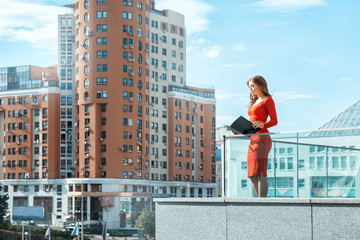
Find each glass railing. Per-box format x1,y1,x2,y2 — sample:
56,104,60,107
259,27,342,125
224,128,360,198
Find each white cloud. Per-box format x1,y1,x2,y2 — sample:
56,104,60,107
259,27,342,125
260,20,290,27
191,38,205,44
340,77,352,81
201,45,222,59
233,43,246,52
274,91,317,102
251,0,327,12
0,0,66,51
219,63,258,70
156,0,214,35
305,57,328,66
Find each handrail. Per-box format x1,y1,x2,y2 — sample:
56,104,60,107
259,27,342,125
223,128,360,199
225,126,360,138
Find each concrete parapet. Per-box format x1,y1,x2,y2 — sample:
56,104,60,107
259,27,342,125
155,198,360,240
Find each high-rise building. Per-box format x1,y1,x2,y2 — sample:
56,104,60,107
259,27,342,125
0,0,218,229
74,0,217,183
58,11,76,179
0,65,60,180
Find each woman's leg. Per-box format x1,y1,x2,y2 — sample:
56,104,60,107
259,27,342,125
258,176,268,197
250,176,259,197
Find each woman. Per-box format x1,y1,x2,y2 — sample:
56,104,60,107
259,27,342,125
247,75,277,197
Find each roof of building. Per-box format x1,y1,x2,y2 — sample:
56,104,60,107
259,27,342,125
309,98,360,136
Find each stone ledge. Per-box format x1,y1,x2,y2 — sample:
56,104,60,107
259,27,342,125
155,197,360,205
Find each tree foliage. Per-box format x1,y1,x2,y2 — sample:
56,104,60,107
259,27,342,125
0,194,9,227
135,209,155,236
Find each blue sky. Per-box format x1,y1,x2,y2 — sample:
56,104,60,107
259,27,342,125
1,0,359,132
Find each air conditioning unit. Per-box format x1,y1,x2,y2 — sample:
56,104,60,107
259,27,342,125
88,30,92,36
128,97,133,102
33,140,39,144
16,142,20,145
99,138,104,142
80,173,84,176
129,71,134,76
43,167,48,172
128,32,134,36
5,129,9,132
85,153,90,157
14,162,18,166
31,166,35,170
80,166,84,170
35,128,40,132
129,44,133,49
99,165,102,168
80,56,84,60
123,44,127,48
119,147,124,151
83,141,87,145
85,127,90,132
31,102,39,106
3,162,7,166
74,161,77,164
74,122,78,127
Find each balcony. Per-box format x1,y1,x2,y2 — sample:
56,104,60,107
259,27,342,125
224,128,360,198
155,128,360,240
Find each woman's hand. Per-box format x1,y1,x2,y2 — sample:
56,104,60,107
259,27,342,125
252,121,264,129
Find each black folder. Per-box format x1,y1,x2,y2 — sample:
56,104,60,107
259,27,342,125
226,116,259,134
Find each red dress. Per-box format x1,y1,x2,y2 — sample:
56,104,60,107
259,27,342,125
247,97,278,177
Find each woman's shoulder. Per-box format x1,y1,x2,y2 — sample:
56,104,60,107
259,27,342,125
264,96,275,104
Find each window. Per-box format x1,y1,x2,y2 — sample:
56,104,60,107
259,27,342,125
241,180,247,188
317,156,324,169
310,157,315,169
332,156,339,169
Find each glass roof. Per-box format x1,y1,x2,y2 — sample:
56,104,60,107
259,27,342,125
309,98,360,136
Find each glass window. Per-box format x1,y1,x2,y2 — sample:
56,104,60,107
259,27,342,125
84,0,89,9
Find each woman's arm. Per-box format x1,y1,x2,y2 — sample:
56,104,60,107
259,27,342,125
263,97,278,128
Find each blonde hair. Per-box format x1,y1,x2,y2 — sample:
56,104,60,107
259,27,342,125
247,75,271,106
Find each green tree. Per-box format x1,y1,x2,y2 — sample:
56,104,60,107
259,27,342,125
0,194,9,228
135,209,155,236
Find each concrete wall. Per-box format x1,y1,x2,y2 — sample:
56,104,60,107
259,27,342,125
155,198,360,240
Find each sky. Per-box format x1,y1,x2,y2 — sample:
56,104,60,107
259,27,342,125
1,0,360,133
